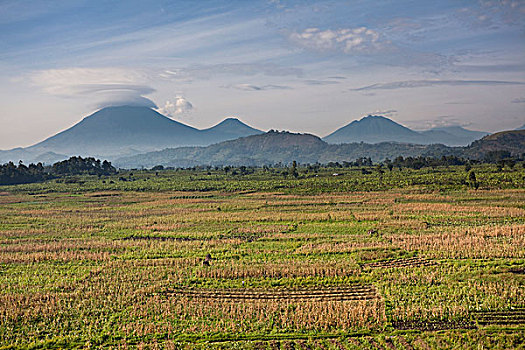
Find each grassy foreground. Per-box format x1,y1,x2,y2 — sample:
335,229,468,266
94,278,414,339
0,165,524,349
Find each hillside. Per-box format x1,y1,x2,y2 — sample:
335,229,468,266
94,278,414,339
114,131,463,168
465,130,525,157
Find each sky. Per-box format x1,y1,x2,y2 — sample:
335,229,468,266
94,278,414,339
1,0,524,149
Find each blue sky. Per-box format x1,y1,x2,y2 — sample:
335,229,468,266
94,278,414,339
1,0,524,148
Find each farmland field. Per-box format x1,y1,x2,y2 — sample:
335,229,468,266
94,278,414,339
0,165,524,349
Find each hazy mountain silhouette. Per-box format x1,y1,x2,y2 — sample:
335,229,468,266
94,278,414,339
516,123,525,130
114,131,463,168
0,109,505,166
425,125,488,139
26,106,202,156
115,128,525,169
324,115,487,146
0,106,262,163
201,117,264,144
324,115,421,144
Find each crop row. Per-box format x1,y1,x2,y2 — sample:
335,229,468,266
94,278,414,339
164,285,377,301
472,308,525,325
362,257,437,269
392,319,477,331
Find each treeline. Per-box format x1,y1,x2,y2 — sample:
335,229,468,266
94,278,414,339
322,155,468,170
0,162,50,185
0,156,116,185
320,152,523,171
148,152,524,174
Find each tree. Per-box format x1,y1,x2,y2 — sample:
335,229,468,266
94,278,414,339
468,170,478,189
291,160,298,178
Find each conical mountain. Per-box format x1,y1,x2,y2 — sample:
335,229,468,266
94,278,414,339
201,117,263,144
2,106,264,162
26,106,203,157
324,115,487,145
324,115,423,144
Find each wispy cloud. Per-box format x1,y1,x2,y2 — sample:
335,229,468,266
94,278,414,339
512,97,525,103
288,27,390,54
161,63,302,81
352,79,525,91
304,79,340,85
453,63,525,73
455,0,525,29
29,67,156,107
227,84,292,91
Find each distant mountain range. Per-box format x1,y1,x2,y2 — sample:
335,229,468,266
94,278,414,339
0,106,263,164
0,105,518,166
114,129,524,168
323,115,488,146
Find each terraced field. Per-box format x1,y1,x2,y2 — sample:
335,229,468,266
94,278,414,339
0,166,523,348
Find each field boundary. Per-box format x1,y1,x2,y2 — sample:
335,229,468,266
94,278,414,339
159,285,378,301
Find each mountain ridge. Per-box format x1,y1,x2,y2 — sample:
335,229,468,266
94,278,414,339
324,115,487,146
0,106,263,163
114,129,525,168
0,107,495,165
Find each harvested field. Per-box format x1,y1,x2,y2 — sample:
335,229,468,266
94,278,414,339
0,165,524,348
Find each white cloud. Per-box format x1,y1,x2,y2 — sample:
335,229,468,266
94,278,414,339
29,67,156,108
158,96,193,117
288,27,390,54
31,68,149,95
367,109,398,118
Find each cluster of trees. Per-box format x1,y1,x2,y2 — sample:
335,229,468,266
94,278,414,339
0,162,49,185
52,157,116,176
0,156,116,185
